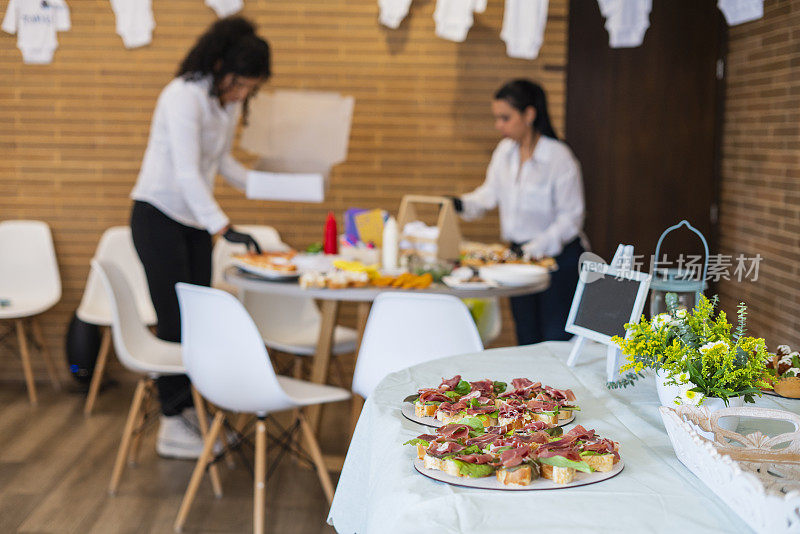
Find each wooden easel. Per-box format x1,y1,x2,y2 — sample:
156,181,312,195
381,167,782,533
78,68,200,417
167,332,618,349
566,244,635,381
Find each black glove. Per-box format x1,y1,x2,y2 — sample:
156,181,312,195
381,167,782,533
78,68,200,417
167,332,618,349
449,196,463,213
223,227,262,254
509,242,524,258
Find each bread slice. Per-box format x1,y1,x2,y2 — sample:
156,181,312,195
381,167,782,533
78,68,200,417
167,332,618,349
496,466,533,486
414,401,437,418
583,453,614,472
423,454,445,472
540,463,575,484
558,409,572,420
442,459,462,477
532,412,558,425
415,444,427,460
435,411,461,424
497,416,523,430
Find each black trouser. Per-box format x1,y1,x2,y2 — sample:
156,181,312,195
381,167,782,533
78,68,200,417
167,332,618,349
130,201,212,416
509,237,584,346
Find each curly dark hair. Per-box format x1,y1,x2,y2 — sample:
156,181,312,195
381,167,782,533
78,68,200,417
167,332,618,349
177,16,271,121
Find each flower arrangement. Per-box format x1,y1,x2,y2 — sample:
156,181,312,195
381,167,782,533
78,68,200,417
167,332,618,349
608,293,773,406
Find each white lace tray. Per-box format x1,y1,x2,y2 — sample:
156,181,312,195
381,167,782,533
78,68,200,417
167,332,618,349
659,405,800,534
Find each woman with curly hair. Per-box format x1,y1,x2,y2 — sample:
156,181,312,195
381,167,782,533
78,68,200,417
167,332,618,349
129,16,269,459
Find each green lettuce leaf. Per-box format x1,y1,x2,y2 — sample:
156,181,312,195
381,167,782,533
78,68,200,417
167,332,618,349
544,427,563,437
403,438,430,447
454,380,471,396
453,459,495,478
493,381,507,394
456,416,485,431
443,391,460,399
538,455,593,473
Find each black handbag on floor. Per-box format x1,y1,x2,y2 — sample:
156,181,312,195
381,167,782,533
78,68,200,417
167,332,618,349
65,312,100,385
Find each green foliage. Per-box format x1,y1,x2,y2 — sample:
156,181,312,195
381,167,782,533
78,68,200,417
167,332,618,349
607,294,774,406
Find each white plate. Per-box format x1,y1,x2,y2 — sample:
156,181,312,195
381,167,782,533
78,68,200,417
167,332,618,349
401,402,575,428
232,258,300,280
441,275,496,290
478,264,549,287
413,457,624,491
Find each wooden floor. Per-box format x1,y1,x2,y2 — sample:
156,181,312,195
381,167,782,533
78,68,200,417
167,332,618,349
0,381,346,534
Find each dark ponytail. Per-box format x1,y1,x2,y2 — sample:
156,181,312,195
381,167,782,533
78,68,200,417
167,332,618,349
494,79,558,139
177,16,271,121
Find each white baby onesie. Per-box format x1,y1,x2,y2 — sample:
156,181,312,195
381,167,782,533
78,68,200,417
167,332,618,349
433,0,486,43
501,0,549,60
718,0,763,25
2,0,71,64
205,0,243,18
378,0,413,29
597,0,651,48
109,0,154,48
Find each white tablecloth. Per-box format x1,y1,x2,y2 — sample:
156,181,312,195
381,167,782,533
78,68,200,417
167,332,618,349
328,340,800,534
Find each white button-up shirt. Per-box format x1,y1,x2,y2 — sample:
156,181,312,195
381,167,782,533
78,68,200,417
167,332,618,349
461,135,585,258
131,76,249,234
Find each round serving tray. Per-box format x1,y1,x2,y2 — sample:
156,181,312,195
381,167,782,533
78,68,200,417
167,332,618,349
413,458,623,491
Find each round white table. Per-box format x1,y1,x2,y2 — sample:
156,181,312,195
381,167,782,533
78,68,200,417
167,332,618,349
224,267,550,432
328,340,797,533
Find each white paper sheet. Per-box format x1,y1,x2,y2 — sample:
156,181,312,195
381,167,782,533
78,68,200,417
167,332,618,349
245,170,324,203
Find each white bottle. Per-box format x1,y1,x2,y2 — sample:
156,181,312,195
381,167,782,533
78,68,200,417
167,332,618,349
382,216,399,271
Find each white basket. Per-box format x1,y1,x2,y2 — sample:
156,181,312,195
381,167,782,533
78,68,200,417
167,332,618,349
659,405,800,533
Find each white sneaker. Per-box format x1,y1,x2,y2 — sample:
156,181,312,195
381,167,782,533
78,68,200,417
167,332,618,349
156,415,206,459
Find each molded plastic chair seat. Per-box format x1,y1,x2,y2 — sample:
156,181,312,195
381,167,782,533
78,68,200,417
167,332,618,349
173,283,350,533
79,227,157,415
212,225,358,359
92,260,222,497
347,292,484,434
351,292,484,400
77,227,156,327
0,220,63,404
0,297,57,320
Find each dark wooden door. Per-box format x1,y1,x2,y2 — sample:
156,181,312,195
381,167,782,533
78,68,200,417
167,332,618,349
566,0,726,268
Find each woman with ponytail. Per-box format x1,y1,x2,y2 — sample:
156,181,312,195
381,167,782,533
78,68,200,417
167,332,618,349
453,79,587,346
129,16,270,459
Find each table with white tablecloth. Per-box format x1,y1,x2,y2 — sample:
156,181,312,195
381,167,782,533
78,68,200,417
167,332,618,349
328,340,800,534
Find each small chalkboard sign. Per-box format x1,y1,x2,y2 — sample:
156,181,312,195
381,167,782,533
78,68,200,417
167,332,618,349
565,261,651,380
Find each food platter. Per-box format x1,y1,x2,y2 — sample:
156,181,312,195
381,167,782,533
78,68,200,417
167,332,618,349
413,458,623,491
400,402,576,428
232,258,300,280
441,275,497,290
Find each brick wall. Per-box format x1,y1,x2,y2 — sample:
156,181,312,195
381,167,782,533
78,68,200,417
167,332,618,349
718,0,800,350
0,0,568,383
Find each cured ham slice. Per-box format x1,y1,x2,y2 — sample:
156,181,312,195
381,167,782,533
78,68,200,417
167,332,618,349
440,375,461,390
454,453,495,464
500,445,531,467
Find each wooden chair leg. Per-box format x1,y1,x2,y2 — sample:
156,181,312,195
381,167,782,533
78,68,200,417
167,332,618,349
15,320,37,406
293,356,304,379
254,418,267,534
191,387,224,497
349,394,364,442
174,411,225,533
109,378,148,495
128,381,153,466
84,327,111,416
298,411,334,504
31,317,61,391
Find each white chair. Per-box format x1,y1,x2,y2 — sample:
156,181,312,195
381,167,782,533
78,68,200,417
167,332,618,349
212,225,358,377
349,292,483,431
173,283,350,534
78,226,157,415
91,260,222,497
0,220,62,405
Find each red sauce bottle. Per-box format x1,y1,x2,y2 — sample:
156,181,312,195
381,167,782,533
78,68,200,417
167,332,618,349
323,211,338,254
